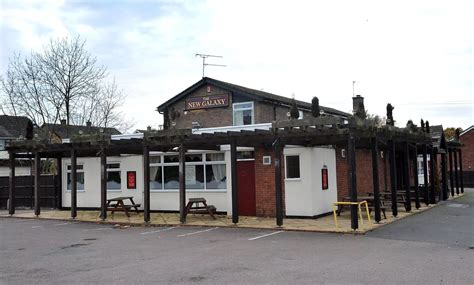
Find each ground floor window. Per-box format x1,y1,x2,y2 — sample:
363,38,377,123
150,152,226,190
107,163,121,190
285,155,300,179
67,164,85,191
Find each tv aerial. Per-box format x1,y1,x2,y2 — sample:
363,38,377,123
195,53,226,77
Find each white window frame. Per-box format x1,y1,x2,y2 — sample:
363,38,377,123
149,152,227,192
66,164,85,192
233,101,254,126
106,162,122,192
285,155,301,180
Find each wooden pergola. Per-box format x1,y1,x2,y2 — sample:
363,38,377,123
6,116,462,230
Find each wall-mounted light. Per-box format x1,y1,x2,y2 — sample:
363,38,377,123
341,149,346,158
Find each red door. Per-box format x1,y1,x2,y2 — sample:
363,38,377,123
237,161,256,216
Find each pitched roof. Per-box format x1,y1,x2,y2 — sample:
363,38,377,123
40,123,121,139
157,77,350,117
460,125,473,137
0,115,32,139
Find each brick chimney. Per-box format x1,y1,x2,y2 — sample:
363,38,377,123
352,95,365,115
86,121,92,127
60,119,66,125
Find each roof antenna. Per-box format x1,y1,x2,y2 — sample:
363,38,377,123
195,53,226,77
352,80,356,97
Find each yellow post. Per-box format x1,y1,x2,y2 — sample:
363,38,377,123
332,205,339,230
364,201,372,225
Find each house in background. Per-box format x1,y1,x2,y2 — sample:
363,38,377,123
0,115,33,176
459,125,473,187
39,120,121,143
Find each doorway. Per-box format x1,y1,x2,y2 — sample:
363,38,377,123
237,160,256,216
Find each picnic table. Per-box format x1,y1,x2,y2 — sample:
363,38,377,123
338,196,387,219
106,196,141,217
184,198,216,220
380,191,409,211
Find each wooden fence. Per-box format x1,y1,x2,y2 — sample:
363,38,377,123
0,175,60,209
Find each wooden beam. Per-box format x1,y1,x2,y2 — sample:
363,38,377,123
449,149,455,196
441,152,448,200
371,137,381,222
412,146,421,209
34,152,40,216
143,144,150,223
179,143,186,224
70,148,77,219
454,148,459,195
422,144,430,205
458,149,464,193
100,147,107,221
56,157,62,209
8,151,15,215
429,147,437,204
274,141,284,227
389,140,398,217
230,140,239,224
404,142,412,212
348,133,358,229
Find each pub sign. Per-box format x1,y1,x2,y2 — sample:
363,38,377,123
127,171,137,189
185,93,229,110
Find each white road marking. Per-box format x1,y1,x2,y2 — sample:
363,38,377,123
140,227,177,235
447,203,469,208
54,222,79,226
177,227,218,237
90,227,113,231
248,231,284,241
31,225,43,229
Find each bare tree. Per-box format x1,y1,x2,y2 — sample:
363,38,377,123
0,36,132,138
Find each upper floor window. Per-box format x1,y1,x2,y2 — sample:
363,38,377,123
233,102,254,126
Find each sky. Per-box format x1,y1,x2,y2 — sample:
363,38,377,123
0,0,473,131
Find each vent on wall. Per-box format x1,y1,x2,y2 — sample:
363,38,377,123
263,156,271,165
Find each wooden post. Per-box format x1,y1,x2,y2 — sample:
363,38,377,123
70,148,77,219
34,152,41,216
404,142,411,212
100,147,107,221
143,144,150,223
230,140,239,224
448,149,454,196
422,144,430,205
429,147,437,204
179,144,186,224
56,157,62,209
389,140,398,217
453,148,459,195
274,141,284,227
371,137,381,223
8,151,16,215
458,149,464,194
348,134,358,229
441,152,448,200
412,146,421,209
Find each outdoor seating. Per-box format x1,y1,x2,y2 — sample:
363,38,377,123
184,197,216,219
106,196,141,217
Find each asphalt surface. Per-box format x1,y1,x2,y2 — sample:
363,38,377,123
0,190,473,284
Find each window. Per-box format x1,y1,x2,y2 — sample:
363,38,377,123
67,164,85,191
298,110,304,119
107,163,121,190
233,102,254,126
285,155,300,179
0,140,5,151
150,152,226,190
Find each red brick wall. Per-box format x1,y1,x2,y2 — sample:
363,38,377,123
335,147,388,200
460,129,474,171
254,146,285,217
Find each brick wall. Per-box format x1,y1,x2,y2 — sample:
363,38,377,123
335,147,388,200
460,130,474,171
254,146,285,217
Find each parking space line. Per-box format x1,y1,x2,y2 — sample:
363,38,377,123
177,227,218,237
31,225,43,229
140,226,177,235
248,231,284,241
88,227,113,231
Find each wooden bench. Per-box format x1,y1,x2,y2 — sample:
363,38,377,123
106,197,140,217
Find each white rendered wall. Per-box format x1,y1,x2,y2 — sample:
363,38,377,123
284,146,337,216
0,166,31,177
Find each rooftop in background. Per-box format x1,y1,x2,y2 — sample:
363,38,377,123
0,115,32,139
460,125,473,137
157,77,350,118
40,120,121,140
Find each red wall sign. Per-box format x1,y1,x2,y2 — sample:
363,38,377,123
321,168,329,190
185,93,229,110
127,171,136,189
